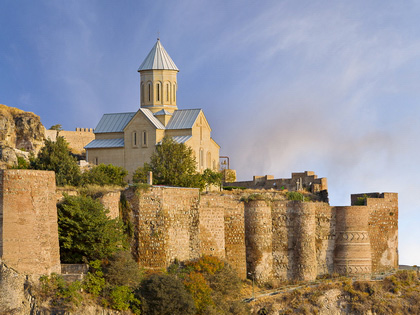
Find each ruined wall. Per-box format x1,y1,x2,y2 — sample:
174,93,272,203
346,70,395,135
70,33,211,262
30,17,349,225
98,191,121,219
226,171,327,193
0,170,60,276
59,129,95,154
124,186,201,269
351,193,398,273
199,194,246,279
314,203,336,276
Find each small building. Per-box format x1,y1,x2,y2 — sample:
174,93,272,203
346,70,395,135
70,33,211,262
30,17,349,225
85,39,220,179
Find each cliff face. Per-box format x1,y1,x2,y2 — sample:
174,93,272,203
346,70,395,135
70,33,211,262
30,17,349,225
0,104,45,168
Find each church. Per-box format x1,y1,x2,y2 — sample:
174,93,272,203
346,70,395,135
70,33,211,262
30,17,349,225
85,39,220,179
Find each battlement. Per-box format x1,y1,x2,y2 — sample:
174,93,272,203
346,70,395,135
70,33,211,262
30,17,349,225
226,171,328,193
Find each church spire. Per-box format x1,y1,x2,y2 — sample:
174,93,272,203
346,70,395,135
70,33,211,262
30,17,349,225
138,39,179,71
138,39,179,113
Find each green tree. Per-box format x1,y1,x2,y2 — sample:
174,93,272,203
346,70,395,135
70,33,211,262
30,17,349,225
82,163,128,187
31,136,81,186
49,124,63,131
133,136,221,189
138,274,196,315
57,195,126,263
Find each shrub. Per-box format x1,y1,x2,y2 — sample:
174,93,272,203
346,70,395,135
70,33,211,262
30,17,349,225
138,273,196,315
103,251,142,288
83,260,106,297
31,136,81,186
106,285,137,311
38,273,82,310
82,164,128,187
58,195,127,263
286,191,309,201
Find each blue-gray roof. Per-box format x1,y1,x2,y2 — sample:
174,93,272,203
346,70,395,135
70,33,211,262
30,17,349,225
85,138,124,149
139,108,165,129
166,109,201,129
138,39,179,71
158,135,191,145
154,109,173,116
94,112,136,133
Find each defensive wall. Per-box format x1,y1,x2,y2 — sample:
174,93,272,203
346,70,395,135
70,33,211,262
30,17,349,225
0,170,60,276
123,186,398,283
45,128,95,155
226,171,328,193
0,170,398,285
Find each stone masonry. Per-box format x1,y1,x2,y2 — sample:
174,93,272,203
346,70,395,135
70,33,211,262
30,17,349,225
0,170,60,276
124,187,398,284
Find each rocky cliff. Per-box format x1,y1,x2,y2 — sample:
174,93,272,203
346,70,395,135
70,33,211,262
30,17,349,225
0,104,46,168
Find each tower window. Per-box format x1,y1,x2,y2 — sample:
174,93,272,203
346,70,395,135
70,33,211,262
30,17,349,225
148,82,152,102
166,83,169,102
141,83,144,104
156,83,160,101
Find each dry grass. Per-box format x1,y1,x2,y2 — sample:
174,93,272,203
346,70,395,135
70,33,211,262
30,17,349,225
247,271,420,315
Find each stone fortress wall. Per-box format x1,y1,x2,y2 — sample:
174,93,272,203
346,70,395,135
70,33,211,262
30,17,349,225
0,170,398,285
226,171,328,193
124,184,398,283
45,128,95,155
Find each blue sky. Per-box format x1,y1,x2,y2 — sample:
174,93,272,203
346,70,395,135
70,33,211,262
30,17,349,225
1,0,419,264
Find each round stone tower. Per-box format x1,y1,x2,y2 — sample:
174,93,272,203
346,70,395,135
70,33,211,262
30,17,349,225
334,206,372,276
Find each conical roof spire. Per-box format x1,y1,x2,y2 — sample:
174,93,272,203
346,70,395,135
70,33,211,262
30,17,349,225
138,39,179,71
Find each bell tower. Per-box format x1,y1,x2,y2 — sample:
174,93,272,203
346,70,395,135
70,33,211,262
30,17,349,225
138,39,179,114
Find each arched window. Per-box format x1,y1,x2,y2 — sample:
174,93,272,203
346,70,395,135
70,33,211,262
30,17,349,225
213,160,216,170
141,83,144,104
148,82,152,102
156,82,161,102
173,83,177,102
132,131,138,147
207,152,211,169
199,148,204,168
166,83,170,102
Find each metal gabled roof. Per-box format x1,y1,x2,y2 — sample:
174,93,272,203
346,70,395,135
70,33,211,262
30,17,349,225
166,109,201,130
94,112,136,133
154,109,173,116
139,108,165,129
158,135,191,145
138,39,179,71
85,138,124,149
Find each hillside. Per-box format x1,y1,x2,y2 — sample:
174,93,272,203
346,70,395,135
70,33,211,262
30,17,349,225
0,104,45,168
246,270,420,314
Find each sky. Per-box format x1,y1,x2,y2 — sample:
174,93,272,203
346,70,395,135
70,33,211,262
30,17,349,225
1,0,419,264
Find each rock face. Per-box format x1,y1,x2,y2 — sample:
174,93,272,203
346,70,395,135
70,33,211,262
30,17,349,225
0,104,45,168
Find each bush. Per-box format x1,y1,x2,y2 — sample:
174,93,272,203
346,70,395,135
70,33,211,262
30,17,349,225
38,273,82,310
138,273,196,315
82,164,128,187
286,191,309,201
58,195,127,263
31,137,81,186
103,251,142,288
83,260,106,297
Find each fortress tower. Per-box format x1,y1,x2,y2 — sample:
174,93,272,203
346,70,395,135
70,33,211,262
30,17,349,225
138,39,179,116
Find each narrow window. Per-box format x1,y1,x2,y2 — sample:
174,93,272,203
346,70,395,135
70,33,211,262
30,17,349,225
142,130,148,147
148,83,152,102
133,131,138,147
141,83,144,104
199,148,204,168
207,152,211,169
156,83,160,101
173,83,176,102
95,157,98,165
166,83,169,102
